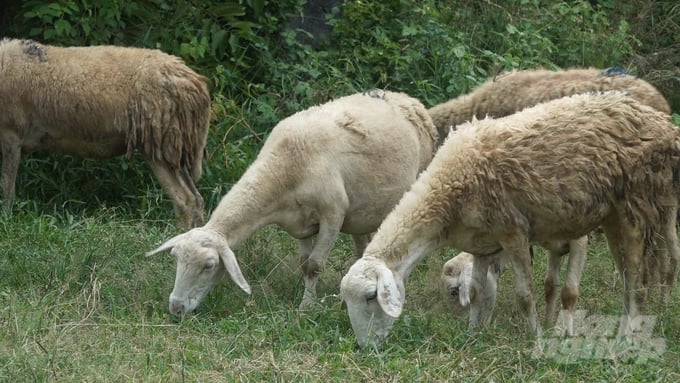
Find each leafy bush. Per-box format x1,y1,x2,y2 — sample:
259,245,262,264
1,0,668,219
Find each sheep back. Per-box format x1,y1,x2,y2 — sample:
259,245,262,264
260,90,438,176
0,38,210,181
403,92,678,254
428,67,671,142
372,90,439,172
226,90,438,235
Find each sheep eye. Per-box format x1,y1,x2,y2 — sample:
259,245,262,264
365,290,377,301
204,261,216,271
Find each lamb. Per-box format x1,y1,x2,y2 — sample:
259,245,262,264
0,38,210,228
146,90,438,315
441,237,588,336
340,91,680,348
428,67,671,145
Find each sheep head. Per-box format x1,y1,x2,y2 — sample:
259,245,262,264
146,227,251,316
340,257,404,348
440,252,475,316
441,252,502,318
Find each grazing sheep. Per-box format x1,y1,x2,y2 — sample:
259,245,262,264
146,90,438,315
440,251,502,317
442,202,680,336
428,67,671,145
441,237,588,336
340,91,679,348
431,67,675,333
0,38,210,228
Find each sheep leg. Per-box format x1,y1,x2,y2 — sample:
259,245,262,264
298,215,344,311
351,234,371,257
0,137,21,201
601,219,646,337
482,258,501,320
543,248,565,330
658,203,679,304
180,166,206,225
147,161,205,228
559,236,588,336
468,255,497,332
298,237,316,309
644,237,661,297
507,238,540,337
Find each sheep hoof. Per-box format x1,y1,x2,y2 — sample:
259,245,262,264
298,298,316,313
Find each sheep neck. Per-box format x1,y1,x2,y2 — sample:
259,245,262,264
204,161,287,248
448,95,477,127
397,236,439,280
367,194,444,280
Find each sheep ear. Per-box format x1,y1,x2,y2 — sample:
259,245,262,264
376,266,403,318
145,233,187,256
218,246,252,295
459,262,473,307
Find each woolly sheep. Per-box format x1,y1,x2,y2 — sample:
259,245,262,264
428,67,671,145
340,92,680,348
0,38,210,228
441,237,588,336
433,67,675,333
443,198,680,336
146,90,438,315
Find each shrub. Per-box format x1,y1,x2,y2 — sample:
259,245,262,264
1,0,654,218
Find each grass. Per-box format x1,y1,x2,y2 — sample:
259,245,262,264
1,204,679,382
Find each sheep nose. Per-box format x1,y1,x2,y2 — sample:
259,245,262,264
170,301,185,316
449,286,459,296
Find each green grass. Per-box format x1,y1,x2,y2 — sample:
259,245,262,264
1,206,679,382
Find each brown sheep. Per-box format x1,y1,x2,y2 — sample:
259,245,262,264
428,67,671,145
441,237,588,336
0,38,211,228
431,67,675,329
341,91,679,348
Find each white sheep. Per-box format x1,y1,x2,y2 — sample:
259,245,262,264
428,67,671,146
440,251,501,317
146,90,438,315
0,38,211,228
340,91,680,348
441,237,588,336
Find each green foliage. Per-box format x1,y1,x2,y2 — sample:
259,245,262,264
317,0,638,105
543,1,637,67
17,0,140,45
450,0,637,70
326,0,485,105
0,0,675,217
1,2,679,380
